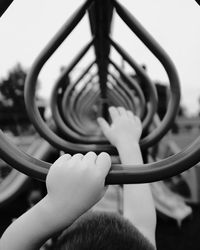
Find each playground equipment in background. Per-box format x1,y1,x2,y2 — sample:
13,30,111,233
0,0,200,192
0,135,57,208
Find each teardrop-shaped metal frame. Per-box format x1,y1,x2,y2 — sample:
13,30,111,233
0,0,200,184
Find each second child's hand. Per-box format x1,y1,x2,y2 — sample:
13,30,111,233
97,106,156,248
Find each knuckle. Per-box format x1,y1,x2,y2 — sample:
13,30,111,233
87,151,96,156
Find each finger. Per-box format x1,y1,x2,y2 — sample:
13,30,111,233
127,110,135,120
82,151,97,165
70,153,84,164
96,152,111,178
97,117,110,135
53,154,72,165
109,106,120,122
50,154,72,169
118,106,127,117
135,116,142,126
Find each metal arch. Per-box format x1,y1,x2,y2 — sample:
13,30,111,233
109,38,158,132
108,72,137,114
107,80,133,110
23,0,116,153
112,0,181,148
1,0,200,185
109,59,146,120
72,77,100,135
0,0,13,17
52,61,100,141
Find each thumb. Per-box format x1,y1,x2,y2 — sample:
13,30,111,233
97,117,110,136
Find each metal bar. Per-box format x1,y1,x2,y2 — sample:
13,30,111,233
108,80,130,109
110,59,146,119
109,37,158,130
88,0,114,119
55,39,94,87
108,72,136,112
112,0,181,148
61,61,95,120
50,61,107,144
0,0,14,17
24,0,115,152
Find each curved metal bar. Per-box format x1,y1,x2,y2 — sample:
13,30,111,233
75,85,101,129
54,62,107,143
68,90,92,135
108,72,137,114
50,40,94,137
78,89,100,124
1,0,199,186
52,78,95,138
71,77,99,134
109,79,134,110
51,79,107,144
53,62,96,138
195,0,200,6
69,81,101,136
107,89,127,109
109,70,154,133
24,0,113,152
109,59,146,119
112,0,181,149
0,0,14,17
68,85,100,136
108,80,131,109
109,37,158,131
53,38,94,92
78,89,103,134
65,91,88,135
2,127,200,184
108,74,155,137
61,62,94,127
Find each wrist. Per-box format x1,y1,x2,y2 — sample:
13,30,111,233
116,141,143,165
37,196,76,233
0,195,77,249
116,139,140,150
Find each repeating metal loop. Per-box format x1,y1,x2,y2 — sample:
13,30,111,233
1,0,199,186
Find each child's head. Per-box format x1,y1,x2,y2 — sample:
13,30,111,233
55,211,155,250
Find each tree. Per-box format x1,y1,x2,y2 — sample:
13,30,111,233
0,64,34,134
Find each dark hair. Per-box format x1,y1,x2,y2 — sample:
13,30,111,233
55,211,155,250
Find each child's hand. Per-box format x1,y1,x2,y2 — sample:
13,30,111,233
0,152,111,250
97,106,142,148
45,152,111,225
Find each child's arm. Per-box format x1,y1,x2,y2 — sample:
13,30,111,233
98,106,156,247
0,152,111,250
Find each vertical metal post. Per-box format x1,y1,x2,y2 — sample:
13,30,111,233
88,0,113,119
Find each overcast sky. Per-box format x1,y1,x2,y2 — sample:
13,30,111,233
0,0,200,115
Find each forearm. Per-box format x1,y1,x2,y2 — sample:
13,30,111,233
0,196,74,250
117,142,156,245
117,141,143,165
97,107,156,245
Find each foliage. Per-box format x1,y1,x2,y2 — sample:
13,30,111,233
0,64,34,134
0,63,27,109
